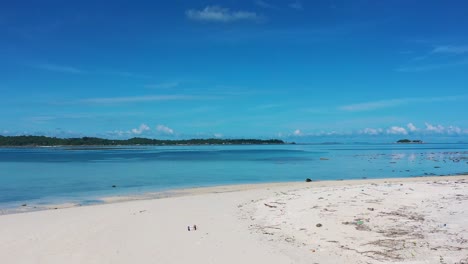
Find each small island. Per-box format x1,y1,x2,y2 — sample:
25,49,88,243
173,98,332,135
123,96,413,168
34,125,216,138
396,139,423,144
0,135,285,147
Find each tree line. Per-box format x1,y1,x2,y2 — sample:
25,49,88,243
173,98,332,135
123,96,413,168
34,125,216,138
0,135,285,146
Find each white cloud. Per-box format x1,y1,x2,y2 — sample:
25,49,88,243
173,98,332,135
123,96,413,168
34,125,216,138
361,128,383,135
289,1,303,10
339,95,463,112
361,123,467,136
131,124,150,135
213,133,223,138
186,6,259,22
424,122,445,133
107,130,128,137
156,124,174,135
446,126,462,135
386,126,408,135
407,123,417,132
432,45,468,54
423,122,467,135
293,129,302,136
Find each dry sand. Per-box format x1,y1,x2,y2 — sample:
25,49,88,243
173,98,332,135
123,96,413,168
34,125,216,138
1,176,467,264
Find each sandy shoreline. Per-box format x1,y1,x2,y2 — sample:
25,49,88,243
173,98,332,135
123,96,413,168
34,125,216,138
4,174,467,215
1,175,467,263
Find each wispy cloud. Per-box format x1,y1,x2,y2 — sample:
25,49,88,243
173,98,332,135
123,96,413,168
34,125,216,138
28,63,150,78
144,82,180,89
254,0,277,9
252,103,283,110
32,63,84,74
186,6,260,22
102,70,151,79
339,95,464,112
396,60,468,72
397,44,468,72
79,95,215,104
29,116,58,123
289,1,303,10
27,112,144,123
431,45,468,55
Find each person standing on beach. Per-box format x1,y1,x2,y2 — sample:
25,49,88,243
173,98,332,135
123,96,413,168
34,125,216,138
187,226,191,231
193,225,197,231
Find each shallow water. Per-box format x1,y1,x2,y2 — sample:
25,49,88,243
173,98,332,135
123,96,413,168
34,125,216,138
0,144,467,208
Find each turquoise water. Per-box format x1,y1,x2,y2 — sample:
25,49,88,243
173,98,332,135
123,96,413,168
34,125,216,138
0,144,467,209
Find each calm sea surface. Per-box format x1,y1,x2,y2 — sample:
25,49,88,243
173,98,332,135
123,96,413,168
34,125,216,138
0,144,467,209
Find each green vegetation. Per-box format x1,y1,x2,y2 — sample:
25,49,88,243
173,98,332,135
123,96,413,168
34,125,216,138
0,135,285,147
397,139,412,143
396,139,423,144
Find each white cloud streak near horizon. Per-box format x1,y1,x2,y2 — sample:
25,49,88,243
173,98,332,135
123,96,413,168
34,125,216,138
386,126,408,135
186,6,259,22
361,128,383,135
293,129,302,136
131,124,150,135
156,124,174,135
339,95,464,112
358,123,467,136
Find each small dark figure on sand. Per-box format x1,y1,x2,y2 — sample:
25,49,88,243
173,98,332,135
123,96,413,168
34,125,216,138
187,226,191,231
193,225,197,231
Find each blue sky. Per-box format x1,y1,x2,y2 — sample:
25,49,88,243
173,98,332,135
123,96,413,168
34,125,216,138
1,0,467,142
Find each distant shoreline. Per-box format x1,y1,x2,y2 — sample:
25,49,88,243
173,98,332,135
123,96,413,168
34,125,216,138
0,135,286,147
0,143,289,149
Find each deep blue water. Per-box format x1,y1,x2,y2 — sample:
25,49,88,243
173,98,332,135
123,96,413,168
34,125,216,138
0,144,467,209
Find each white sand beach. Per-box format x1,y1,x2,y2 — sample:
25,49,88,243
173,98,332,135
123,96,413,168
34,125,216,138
1,175,467,264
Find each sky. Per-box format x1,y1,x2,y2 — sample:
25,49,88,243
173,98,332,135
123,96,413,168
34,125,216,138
1,0,467,142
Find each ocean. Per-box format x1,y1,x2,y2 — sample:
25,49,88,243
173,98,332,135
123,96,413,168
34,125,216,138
0,143,467,209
